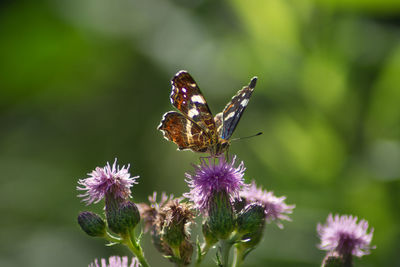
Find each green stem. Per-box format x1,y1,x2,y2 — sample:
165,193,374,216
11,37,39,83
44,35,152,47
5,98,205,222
219,239,233,267
105,232,123,243
232,245,245,267
196,243,211,267
123,230,150,267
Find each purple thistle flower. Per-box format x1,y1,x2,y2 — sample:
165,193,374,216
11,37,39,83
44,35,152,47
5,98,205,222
88,256,139,267
77,159,139,205
240,181,295,229
317,214,375,258
184,156,245,213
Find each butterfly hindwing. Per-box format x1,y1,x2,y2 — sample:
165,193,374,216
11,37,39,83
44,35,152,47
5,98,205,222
158,111,210,152
221,77,257,140
170,71,217,138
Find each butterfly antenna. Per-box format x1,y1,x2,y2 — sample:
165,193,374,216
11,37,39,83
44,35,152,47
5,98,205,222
231,132,262,142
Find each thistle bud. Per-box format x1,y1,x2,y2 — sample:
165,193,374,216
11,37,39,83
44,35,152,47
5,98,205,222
160,200,194,265
77,211,106,237
237,203,265,234
120,201,141,229
236,203,266,250
206,191,235,240
106,199,140,235
161,204,190,249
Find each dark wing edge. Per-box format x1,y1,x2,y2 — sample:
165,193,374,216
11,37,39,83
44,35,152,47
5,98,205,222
220,76,257,140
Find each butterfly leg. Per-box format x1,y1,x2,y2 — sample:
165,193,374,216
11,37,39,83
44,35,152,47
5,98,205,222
224,149,229,162
199,155,214,164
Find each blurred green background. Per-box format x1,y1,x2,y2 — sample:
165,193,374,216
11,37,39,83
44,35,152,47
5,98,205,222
1,0,400,266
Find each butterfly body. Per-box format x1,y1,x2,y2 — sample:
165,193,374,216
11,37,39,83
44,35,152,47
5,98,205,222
158,70,257,156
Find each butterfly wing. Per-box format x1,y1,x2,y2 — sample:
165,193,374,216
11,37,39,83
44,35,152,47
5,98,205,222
170,71,217,138
220,77,257,140
214,112,223,137
158,111,210,152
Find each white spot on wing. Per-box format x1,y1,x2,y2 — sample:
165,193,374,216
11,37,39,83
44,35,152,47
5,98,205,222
182,88,187,93
225,111,235,121
240,99,249,107
188,108,199,118
191,95,206,104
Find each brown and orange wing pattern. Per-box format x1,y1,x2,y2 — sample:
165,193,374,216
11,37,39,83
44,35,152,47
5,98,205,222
170,71,217,139
158,111,210,152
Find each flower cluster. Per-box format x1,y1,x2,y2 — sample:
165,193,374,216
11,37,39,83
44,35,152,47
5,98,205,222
76,156,375,267
181,155,296,264
76,159,147,267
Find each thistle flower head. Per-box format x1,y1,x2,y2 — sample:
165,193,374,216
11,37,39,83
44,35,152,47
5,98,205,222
88,256,139,267
162,199,194,235
160,199,194,261
144,196,194,265
184,156,245,213
137,192,176,233
77,159,138,205
240,181,295,229
317,214,375,258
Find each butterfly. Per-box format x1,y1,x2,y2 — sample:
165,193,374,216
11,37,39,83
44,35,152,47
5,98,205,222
158,70,257,156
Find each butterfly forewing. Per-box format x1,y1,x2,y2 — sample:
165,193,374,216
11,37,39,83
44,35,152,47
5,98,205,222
158,111,210,152
170,71,217,138
221,77,257,140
